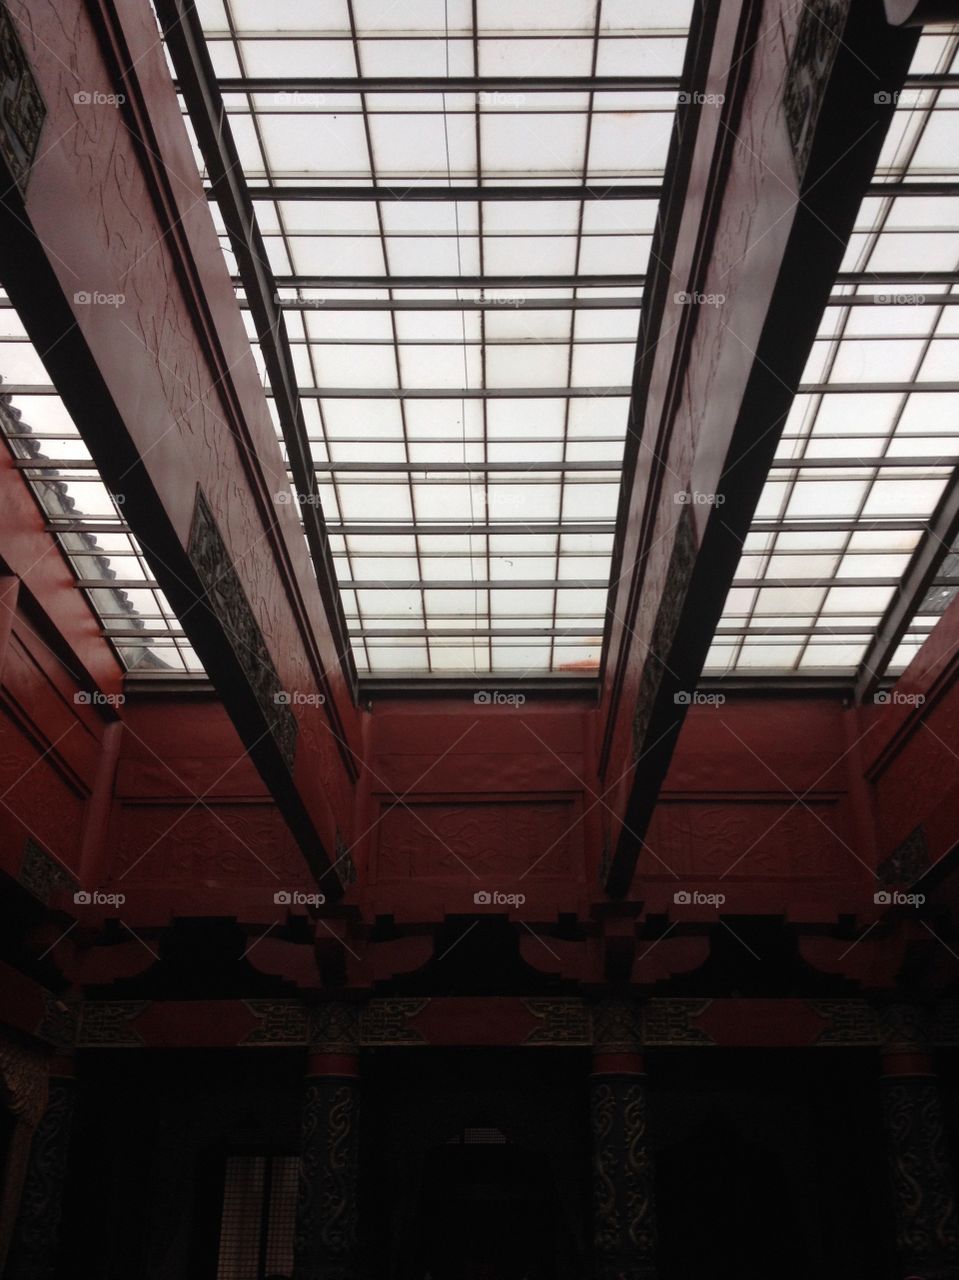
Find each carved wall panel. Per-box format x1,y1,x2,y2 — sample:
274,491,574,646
114,802,307,884
374,799,579,881
644,799,848,879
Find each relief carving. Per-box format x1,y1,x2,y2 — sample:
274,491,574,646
376,801,575,881
188,488,297,769
0,2,46,193
782,0,850,182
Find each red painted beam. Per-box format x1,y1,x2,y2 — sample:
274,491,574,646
599,0,920,896
0,0,361,893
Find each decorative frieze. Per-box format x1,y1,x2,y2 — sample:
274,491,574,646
0,2,46,193
782,0,850,182
187,487,297,770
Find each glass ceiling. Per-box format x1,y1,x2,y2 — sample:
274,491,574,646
0,314,202,674
2,6,956,689
178,0,693,676
704,26,959,679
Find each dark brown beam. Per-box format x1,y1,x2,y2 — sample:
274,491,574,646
855,473,959,703
157,0,357,694
226,181,959,201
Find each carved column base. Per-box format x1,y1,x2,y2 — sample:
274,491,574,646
880,1005,959,1280
591,999,658,1280
293,1005,361,1280
5,1058,76,1280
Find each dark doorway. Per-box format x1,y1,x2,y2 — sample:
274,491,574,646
363,1048,590,1280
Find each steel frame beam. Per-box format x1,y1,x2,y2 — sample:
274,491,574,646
855,470,959,702
157,0,357,690
223,181,959,202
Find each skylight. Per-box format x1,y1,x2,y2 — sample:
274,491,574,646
704,27,959,680
182,0,695,677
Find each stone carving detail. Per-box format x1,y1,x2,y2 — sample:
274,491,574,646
360,999,429,1046
0,2,45,193
5,1078,76,1280
187,488,297,770
591,1077,657,1279
77,1002,148,1047
878,824,930,887
782,0,850,182
522,999,592,1046
810,1000,880,1046
241,1000,308,1046
882,1077,959,1275
642,999,713,1046
0,1032,47,1128
307,1003,360,1055
294,1079,360,1280
632,503,696,760
593,998,643,1053
18,839,74,906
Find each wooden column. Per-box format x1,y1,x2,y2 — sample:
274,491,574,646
590,998,657,1280
293,1005,362,1280
879,1004,959,1280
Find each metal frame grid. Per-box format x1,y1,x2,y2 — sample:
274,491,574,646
0,322,202,674
704,27,959,680
182,0,693,676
